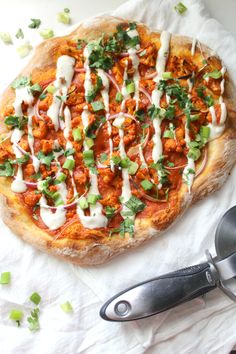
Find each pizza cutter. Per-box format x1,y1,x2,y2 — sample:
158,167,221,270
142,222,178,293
100,206,236,321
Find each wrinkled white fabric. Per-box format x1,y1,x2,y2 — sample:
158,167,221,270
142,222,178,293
0,0,236,353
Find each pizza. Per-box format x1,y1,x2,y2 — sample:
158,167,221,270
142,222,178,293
0,16,236,265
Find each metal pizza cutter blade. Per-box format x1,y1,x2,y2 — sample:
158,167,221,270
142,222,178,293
100,206,236,322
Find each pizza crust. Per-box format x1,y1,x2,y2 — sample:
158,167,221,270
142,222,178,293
0,15,236,266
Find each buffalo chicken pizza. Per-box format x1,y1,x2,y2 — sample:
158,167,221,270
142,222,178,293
0,16,236,265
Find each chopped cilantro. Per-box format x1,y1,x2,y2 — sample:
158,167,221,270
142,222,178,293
135,109,145,122
4,115,28,130
105,206,116,220
11,76,31,89
88,39,113,71
77,39,87,49
28,19,41,29
0,161,15,177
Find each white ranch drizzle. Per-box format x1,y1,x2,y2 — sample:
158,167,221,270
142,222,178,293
116,116,134,220
121,61,129,111
78,105,107,228
128,48,140,110
127,48,147,167
38,55,76,231
191,39,197,56
77,51,108,229
114,64,134,220
182,122,195,192
97,69,114,171
39,195,66,230
152,31,171,163
151,31,171,189
11,86,35,193
207,67,227,141
47,55,75,131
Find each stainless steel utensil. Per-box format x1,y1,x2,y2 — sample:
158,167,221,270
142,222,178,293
100,206,236,321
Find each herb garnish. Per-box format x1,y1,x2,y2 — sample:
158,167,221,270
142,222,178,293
4,115,28,130
28,19,41,29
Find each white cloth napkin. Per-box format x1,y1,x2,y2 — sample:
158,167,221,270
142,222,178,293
1,0,236,353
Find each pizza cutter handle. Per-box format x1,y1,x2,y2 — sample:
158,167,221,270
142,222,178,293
100,262,218,321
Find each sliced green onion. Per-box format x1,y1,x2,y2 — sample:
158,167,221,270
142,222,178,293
47,85,56,94
162,72,172,80
16,29,24,39
200,126,210,139
64,8,70,13
115,92,123,103
203,69,222,80
91,101,104,112
17,42,33,58
105,206,116,219
174,2,187,15
40,29,54,40
0,32,13,44
79,197,88,210
128,161,139,175
57,12,71,25
28,19,41,29
124,195,145,213
163,130,174,139
126,81,135,94
56,172,67,183
63,158,75,171
120,157,131,168
190,114,200,121
9,309,23,324
30,292,41,305
72,128,82,142
141,179,154,191
60,301,73,313
30,83,42,94
87,194,100,205
187,147,201,161
83,150,94,167
0,271,11,284
111,155,121,165
52,192,64,206
85,137,94,148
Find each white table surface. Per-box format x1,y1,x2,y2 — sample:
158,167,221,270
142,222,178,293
0,0,235,38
